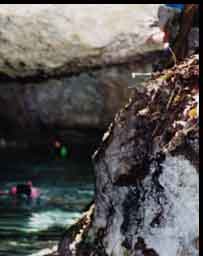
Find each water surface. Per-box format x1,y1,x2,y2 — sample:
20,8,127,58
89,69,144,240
0,156,94,256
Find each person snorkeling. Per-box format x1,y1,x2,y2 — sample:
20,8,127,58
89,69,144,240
0,181,40,200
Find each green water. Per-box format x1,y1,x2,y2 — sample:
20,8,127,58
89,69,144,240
0,157,94,256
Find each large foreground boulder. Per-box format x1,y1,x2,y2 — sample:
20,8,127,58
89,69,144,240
58,55,199,255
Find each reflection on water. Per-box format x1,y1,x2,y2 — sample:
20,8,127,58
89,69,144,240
0,158,94,256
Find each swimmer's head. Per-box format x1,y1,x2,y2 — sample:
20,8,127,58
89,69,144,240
10,186,17,195
27,181,33,187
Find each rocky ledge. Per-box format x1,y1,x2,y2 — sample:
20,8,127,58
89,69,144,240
0,4,163,78
58,54,199,256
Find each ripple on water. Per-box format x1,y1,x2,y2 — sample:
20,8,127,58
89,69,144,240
28,210,82,232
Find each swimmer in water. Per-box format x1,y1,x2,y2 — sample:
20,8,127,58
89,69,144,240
0,181,40,200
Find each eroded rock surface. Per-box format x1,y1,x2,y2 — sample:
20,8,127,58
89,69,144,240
58,55,199,256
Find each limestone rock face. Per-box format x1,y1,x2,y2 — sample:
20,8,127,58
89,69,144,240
0,4,162,78
0,68,131,131
58,55,199,256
